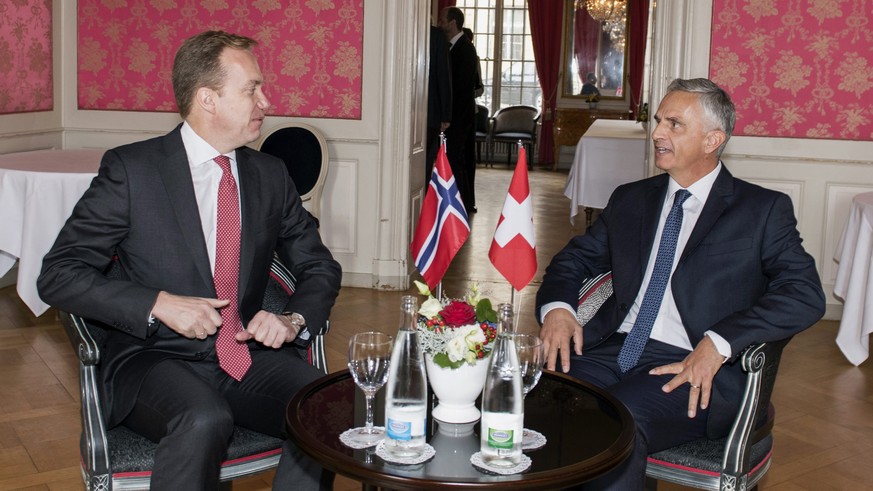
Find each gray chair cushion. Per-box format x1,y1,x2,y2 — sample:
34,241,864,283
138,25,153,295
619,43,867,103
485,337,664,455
648,433,772,474
107,426,283,475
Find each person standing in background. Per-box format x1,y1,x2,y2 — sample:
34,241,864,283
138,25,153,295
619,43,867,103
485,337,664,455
426,24,452,185
439,6,480,213
463,26,485,206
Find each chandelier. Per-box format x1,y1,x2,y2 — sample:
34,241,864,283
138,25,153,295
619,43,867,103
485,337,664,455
575,0,628,51
579,0,627,23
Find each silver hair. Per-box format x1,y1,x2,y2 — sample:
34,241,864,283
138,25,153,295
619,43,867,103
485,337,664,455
666,78,735,157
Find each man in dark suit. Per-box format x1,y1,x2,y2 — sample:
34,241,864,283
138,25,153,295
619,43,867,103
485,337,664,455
38,31,341,490
439,6,480,212
426,24,452,185
535,78,824,488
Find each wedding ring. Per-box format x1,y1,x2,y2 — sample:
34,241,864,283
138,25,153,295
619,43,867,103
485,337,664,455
689,384,700,389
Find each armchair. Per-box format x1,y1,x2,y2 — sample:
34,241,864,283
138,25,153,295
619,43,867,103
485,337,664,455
60,256,329,490
487,105,539,168
474,104,490,167
576,273,787,491
256,123,329,221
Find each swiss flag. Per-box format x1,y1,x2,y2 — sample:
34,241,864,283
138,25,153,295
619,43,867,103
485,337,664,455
489,146,536,290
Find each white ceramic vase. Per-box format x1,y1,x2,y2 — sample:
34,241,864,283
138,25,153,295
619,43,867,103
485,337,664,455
425,355,490,424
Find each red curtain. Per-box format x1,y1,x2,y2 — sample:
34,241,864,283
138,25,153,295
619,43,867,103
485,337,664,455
528,0,564,166
628,0,650,119
574,9,601,87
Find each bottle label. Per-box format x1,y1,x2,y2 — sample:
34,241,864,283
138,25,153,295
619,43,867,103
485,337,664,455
482,412,523,449
387,418,413,440
386,406,426,441
487,428,515,449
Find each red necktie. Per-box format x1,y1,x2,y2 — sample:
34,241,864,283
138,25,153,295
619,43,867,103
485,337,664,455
213,155,251,380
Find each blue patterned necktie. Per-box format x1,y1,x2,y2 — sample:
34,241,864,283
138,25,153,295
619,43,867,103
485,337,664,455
617,189,692,373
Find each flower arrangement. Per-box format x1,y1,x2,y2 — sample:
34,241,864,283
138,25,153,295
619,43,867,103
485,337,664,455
413,281,498,369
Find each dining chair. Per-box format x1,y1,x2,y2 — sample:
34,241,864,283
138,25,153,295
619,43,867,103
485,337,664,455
255,123,329,221
576,273,787,491
60,256,329,490
487,105,539,169
474,104,490,167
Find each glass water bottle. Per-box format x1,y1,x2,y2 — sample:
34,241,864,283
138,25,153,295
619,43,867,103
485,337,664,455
383,295,428,458
479,303,524,467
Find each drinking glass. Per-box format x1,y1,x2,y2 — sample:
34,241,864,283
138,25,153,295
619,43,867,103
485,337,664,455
514,333,545,447
347,331,393,446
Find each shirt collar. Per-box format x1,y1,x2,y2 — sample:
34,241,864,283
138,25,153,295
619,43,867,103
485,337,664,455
448,31,464,47
667,162,721,206
180,121,238,168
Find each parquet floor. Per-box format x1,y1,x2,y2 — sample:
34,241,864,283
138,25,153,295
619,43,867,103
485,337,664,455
1,165,871,490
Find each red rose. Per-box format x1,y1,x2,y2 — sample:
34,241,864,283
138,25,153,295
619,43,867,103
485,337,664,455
439,300,477,327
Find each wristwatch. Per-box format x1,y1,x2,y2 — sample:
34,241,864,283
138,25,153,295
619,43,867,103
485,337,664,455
283,312,306,329
282,312,312,348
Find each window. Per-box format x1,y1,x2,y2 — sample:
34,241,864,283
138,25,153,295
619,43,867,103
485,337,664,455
455,0,541,114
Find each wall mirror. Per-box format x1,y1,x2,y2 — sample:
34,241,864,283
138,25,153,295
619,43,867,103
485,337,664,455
562,0,629,100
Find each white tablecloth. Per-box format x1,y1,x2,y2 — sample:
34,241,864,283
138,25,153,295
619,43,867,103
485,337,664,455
0,149,104,316
834,191,873,365
564,119,647,224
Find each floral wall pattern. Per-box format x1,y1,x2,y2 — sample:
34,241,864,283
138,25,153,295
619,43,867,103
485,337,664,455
710,0,873,140
0,0,52,115
77,0,364,119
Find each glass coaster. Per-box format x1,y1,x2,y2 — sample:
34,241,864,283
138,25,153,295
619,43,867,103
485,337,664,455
375,441,436,465
470,451,532,475
521,428,546,451
339,426,385,449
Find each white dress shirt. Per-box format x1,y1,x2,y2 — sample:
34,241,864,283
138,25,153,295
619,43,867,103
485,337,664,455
180,122,240,273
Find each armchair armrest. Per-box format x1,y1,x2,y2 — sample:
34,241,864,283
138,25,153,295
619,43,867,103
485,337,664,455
59,311,112,490
720,338,789,487
266,255,330,373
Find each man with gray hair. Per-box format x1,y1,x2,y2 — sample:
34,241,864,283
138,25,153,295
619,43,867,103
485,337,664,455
536,78,824,488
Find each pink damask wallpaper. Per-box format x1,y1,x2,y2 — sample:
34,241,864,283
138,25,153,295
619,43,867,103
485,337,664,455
0,0,53,115
710,0,873,140
77,0,363,119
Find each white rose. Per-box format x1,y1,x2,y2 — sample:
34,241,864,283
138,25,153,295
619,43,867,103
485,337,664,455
463,324,486,350
419,297,443,320
445,335,468,362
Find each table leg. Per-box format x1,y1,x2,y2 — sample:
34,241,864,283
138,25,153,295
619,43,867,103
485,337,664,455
585,207,594,227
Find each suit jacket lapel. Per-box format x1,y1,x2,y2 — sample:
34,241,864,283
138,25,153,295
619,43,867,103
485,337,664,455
639,178,668,270
680,166,734,263
157,128,214,291
236,150,259,297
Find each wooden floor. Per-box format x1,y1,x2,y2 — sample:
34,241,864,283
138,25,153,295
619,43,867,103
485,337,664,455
1,166,872,490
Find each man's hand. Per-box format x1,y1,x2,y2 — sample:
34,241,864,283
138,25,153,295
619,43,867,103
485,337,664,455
541,308,583,373
649,336,725,418
440,122,450,131
151,291,227,340
237,310,300,349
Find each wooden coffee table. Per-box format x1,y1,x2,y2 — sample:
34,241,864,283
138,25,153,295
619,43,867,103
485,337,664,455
286,370,634,490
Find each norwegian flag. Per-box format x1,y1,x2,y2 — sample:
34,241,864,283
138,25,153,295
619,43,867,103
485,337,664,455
410,142,470,289
489,145,536,291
